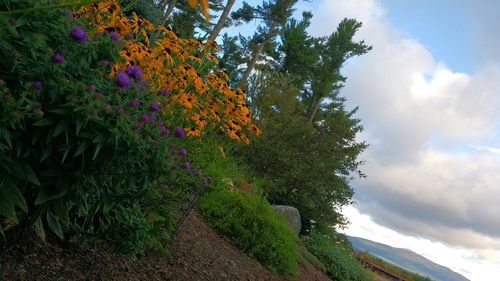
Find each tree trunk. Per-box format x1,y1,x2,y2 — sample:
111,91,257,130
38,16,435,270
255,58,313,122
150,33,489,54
238,22,277,89
207,0,236,42
164,0,177,19
307,96,322,125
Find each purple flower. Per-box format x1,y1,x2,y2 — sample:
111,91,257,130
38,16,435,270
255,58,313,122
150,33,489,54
125,65,142,79
132,123,142,130
126,33,134,40
159,124,169,136
158,88,170,96
180,148,187,156
140,114,150,123
52,53,64,63
114,71,131,88
150,102,160,111
116,107,125,114
109,31,121,41
174,127,185,138
202,177,212,187
101,60,110,66
70,26,88,43
89,84,96,92
32,81,42,91
129,100,140,107
149,112,156,123
183,161,190,169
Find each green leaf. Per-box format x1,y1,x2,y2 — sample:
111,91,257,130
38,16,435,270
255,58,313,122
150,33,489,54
0,196,17,223
46,211,63,239
33,118,56,127
0,179,28,213
35,182,68,205
92,142,103,160
33,216,46,241
11,161,40,186
0,129,12,149
40,145,53,161
52,120,67,138
74,141,89,157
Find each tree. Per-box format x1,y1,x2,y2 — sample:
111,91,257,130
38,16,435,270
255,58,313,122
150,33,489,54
207,0,237,42
306,19,371,125
232,0,298,88
238,71,367,232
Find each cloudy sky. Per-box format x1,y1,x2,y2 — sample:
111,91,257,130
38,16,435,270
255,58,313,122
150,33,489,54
287,0,500,280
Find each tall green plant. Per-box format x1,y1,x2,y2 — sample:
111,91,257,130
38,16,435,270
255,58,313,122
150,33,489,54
0,1,207,255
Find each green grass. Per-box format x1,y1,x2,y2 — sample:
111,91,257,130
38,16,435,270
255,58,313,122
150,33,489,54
304,231,373,281
198,188,298,277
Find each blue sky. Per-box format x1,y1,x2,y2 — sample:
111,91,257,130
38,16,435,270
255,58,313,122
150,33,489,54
381,0,476,73
225,1,500,280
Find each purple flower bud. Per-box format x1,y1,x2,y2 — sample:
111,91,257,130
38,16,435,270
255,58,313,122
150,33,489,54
129,100,140,107
125,65,142,79
101,60,110,66
158,88,170,96
159,124,169,136
70,26,88,43
149,112,156,123
140,114,150,123
174,127,185,138
150,102,160,111
89,84,96,91
180,148,187,156
132,123,142,130
116,107,124,114
109,31,120,41
52,53,64,63
202,177,211,187
183,161,190,169
126,33,134,40
114,71,131,88
32,81,42,90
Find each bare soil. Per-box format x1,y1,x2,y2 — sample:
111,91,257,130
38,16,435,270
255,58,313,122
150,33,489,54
1,211,331,281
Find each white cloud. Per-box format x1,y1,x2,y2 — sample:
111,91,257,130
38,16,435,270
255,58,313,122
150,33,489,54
306,0,500,279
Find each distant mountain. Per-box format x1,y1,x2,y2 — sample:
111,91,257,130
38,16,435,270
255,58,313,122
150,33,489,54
347,236,470,281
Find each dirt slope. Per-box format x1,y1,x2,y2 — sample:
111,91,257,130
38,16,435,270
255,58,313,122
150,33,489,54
1,211,331,281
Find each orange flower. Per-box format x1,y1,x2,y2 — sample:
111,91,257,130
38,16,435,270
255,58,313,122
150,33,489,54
77,0,260,143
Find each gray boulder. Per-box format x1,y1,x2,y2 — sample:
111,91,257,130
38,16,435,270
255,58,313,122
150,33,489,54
273,205,301,235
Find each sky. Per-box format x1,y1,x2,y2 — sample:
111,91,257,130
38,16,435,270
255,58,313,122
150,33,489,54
227,0,500,280
284,0,500,280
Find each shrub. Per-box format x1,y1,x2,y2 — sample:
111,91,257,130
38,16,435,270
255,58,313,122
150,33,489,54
198,188,298,277
304,231,372,281
0,0,208,255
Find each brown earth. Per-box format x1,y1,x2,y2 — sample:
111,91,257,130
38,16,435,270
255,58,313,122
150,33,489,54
1,211,331,281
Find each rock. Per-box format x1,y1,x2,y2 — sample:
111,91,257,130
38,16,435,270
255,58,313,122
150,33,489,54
273,205,301,235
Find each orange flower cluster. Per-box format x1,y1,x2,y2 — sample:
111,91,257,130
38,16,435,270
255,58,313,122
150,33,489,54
76,1,260,143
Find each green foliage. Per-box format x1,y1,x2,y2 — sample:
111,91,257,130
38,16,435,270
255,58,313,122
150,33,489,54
198,188,298,277
0,1,205,255
305,231,373,281
238,72,366,231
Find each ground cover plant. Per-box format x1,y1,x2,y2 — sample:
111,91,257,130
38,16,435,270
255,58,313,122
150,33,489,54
199,186,298,277
305,230,373,281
